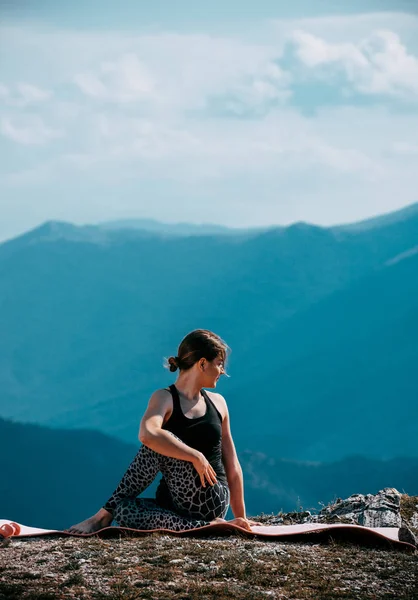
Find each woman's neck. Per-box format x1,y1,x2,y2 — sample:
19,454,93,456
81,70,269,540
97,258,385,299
174,374,203,402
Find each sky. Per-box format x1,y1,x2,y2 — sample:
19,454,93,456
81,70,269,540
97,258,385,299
1,0,418,241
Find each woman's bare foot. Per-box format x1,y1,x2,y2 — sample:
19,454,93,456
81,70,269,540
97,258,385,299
65,509,113,534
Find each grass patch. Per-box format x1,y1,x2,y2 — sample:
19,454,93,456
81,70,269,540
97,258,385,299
59,571,85,588
60,559,81,572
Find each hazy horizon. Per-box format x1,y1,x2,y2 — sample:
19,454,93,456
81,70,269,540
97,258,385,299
1,199,417,244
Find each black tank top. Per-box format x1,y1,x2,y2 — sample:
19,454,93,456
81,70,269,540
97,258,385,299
162,384,227,485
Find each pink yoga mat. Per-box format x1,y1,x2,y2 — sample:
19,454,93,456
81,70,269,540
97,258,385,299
0,519,415,551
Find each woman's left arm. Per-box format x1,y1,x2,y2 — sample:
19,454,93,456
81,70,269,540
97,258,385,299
220,402,246,518
214,393,262,530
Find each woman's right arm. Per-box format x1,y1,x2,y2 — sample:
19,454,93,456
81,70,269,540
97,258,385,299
139,389,217,487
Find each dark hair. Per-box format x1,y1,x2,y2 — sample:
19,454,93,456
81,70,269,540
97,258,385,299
165,329,230,373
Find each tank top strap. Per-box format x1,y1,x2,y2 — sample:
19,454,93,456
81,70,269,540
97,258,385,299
201,388,223,423
168,384,182,416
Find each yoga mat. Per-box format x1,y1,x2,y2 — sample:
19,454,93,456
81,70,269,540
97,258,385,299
0,519,415,551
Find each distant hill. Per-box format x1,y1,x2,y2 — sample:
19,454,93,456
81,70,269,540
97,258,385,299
0,203,417,462
239,451,418,514
0,220,166,254
100,202,418,235
1,417,417,529
97,218,271,237
232,247,418,461
332,201,418,233
0,417,138,530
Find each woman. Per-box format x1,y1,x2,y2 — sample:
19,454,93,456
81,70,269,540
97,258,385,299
67,329,261,533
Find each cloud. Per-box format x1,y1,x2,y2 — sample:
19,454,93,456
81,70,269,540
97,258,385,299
0,115,62,145
0,82,52,106
17,83,52,103
359,31,418,96
391,141,418,155
74,53,155,103
207,62,292,117
290,30,367,68
271,12,418,45
289,29,418,99
4,105,385,188
0,84,10,100
70,34,282,116
3,15,418,119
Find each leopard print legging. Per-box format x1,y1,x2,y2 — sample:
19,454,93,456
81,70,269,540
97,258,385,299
102,435,230,531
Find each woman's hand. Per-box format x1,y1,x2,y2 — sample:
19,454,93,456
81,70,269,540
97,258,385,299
192,452,218,487
228,517,263,531
209,517,263,531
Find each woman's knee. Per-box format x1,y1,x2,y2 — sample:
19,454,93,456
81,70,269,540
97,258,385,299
141,433,186,466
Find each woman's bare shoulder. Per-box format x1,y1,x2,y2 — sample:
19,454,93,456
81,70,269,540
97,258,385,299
205,390,227,419
143,388,174,423
145,387,174,411
155,386,172,397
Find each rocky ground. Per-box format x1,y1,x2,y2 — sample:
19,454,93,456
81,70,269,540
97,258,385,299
1,489,417,600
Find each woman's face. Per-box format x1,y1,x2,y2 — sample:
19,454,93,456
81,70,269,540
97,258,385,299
202,355,226,387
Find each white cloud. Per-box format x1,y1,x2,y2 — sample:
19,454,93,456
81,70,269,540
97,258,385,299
3,15,418,118
208,61,292,116
291,30,367,68
0,115,62,145
392,141,418,155
290,29,418,99
74,53,155,103
3,105,386,188
359,31,418,96
70,34,284,115
0,82,52,106
271,12,418,45
73,74,108,98
16,83,52,103
0,84,10,100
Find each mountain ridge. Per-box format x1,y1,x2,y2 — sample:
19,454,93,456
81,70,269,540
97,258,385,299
2,200,418,249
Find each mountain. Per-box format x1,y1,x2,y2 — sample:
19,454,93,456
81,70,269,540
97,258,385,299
0,417,138,530
232,248,418,461
1,417,417,529
0,220,369,425
332,201,418,233
239,451,418,515
86,201,418,236
0,220,164,253
0,204,417,461
97,217,270,237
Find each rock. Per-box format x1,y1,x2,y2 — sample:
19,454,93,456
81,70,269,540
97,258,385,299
398,522,418,548
274,511,312,525
318,488,403,527
265,488,418,544
400,494,418,530
169,558,184,564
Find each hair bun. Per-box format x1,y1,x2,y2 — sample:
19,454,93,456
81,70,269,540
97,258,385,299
167,356,178,372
